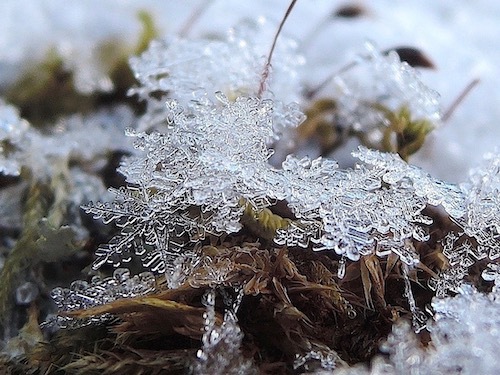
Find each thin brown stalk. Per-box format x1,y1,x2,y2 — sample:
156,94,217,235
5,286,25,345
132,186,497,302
258,0,298,97
442,78,480,122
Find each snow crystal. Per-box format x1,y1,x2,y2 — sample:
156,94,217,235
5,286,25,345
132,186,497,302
130,17,304,132
332,43,440,132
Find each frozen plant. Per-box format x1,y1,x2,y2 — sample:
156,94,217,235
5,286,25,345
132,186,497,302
331,42,441,133
36,4,500,374
74,16,497,311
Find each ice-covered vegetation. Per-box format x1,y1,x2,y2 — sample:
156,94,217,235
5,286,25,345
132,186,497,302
0,1,498,374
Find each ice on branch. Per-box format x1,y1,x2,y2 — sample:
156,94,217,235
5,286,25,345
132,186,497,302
129,18,304,132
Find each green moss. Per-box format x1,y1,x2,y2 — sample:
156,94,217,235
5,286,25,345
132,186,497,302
4,10,158,126
4,51,94,126
373,103,434,161
241,200,291,240
0,164,77,321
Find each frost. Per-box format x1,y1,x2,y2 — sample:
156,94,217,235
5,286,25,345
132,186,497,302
49,268,156,327
277,148,436,262
84,94,305,272
333,43,441,132
0,104,133,179
84,100,492,273
457,151,500,259
0,100,30,176
87,98,434,271
129,18,304,132
354,146,466,218
194,288,256,375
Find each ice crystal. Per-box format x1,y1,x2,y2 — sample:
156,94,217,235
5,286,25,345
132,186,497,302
426,152,500,296
130,18,304,132
354,146,466,218
294,348,340,372
49,268,155,327
0,104,133,179
0,100,30,176
333,42,441,132
401,264,429,332
85,94,304,272
429,264,469,298
482,263,500,292
428,233,471,297
88,97,489,275
194,288,256,375
277,148,438,263
457,151,500,260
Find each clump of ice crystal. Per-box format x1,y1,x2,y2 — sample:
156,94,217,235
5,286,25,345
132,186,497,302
84,89,467,275
193,288,256,375
0,102,133,180
332,42,441,132
129,17,304,132
49,268,156,328
0,99,30,176
84,32,495,274
459,151,500,259
333,285,500,375
83,93,305,273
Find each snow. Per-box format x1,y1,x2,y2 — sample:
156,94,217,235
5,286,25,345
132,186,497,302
0,1,499,371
